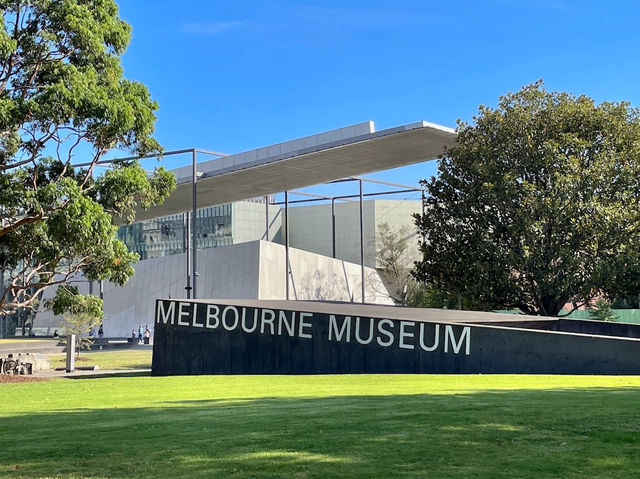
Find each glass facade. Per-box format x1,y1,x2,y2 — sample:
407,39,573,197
117,204,235,260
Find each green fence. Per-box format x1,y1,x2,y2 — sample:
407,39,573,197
560,309,640,324
498,309,640,324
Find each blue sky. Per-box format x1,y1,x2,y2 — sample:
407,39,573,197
115,0,640,198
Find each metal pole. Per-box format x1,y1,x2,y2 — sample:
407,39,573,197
421,190,426,244
359,179,365,304
66,334,76,372
284,191,289,300
182,213,187,252
192,149,198,299
331,198,336,258
264,195,269,241
185,213,191,298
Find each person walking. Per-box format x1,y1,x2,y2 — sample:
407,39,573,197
138,325,143,344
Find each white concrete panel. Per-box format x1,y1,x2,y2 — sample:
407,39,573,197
35,239,393,337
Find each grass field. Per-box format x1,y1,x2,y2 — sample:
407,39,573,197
48,350,153,370
2,375,640,478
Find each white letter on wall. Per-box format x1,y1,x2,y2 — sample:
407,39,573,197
444,325,471,355
329,315,351,342
377,319,394,347
206,305,220,329
399,321,415,350
299,312,313,339
261,309,275,334
178,302,191,326
157,301,175,325
419,323,439,352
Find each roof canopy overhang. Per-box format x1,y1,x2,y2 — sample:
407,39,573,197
126,120,456,223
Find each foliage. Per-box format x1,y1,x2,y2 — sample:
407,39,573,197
588,299,618,322
414,81,640,316
375,222,472,309
375,222,416,305
405,282,465,309
2,375,640,478
45,285,102,355
0,0,176,315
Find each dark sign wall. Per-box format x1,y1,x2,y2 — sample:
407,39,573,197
152,299,640,375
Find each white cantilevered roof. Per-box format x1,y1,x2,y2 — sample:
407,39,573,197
130,120,456,223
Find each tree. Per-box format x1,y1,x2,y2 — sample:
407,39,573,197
0,1,176,316
375,222,415,304
375,222,439,308
414,81,640,316
588,299,618,322
45,284,102,356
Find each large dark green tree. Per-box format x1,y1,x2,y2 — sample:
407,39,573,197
414,81,640,316
0,0,176,315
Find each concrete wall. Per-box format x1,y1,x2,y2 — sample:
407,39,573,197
35,240,392,337
257,241,393,304
288,199,422,268
232,201,282,245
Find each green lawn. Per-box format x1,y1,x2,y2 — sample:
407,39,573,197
2,375,640,478
48,350,152,370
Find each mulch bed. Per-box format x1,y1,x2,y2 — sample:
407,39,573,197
0,374,51,384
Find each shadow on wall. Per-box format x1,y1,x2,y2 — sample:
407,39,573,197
292,264,391,303
294,269,354,302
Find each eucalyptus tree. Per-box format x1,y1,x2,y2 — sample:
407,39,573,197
0,0,176,315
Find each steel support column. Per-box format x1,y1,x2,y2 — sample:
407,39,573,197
331,198,336,258
192,149,198,299
185,213,191,298
421,189,426,244
359,179,365,304
284,191,290,300
264,195,269,241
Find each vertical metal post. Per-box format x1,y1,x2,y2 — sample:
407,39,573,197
185,213,191,298
264,195,269,241
421,190,426,244
192,149,198,299
331,198,336,258
99,280,104,301
284,191,290,300
89,281,93,296
66,334,76,372
182,212,187,252
359,179,365,304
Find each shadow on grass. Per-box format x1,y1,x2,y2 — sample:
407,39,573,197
2,388,640,478
66,370,151,379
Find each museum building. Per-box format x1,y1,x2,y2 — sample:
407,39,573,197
30,120,456,337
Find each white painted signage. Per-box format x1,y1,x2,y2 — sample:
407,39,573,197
157,301,471,356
